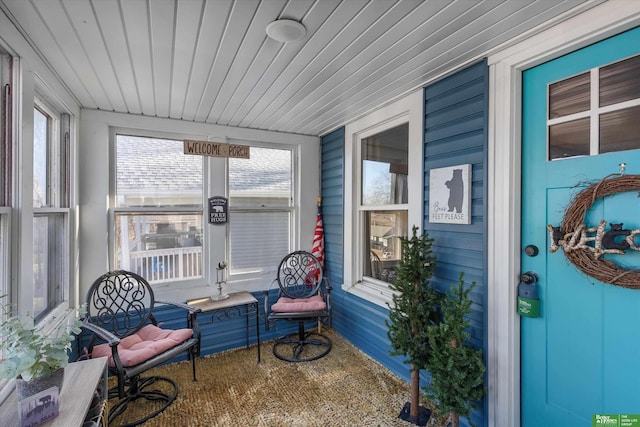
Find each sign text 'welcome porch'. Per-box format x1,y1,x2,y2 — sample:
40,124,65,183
184,140,250,159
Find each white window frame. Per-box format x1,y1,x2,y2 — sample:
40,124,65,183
109,130,207,289
227,144,296,284
0,49,11,304
343,90,423,308
108,129,299,298
31,94,71,321
0,208,10,300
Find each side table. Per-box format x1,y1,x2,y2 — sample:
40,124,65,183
187,291,261,362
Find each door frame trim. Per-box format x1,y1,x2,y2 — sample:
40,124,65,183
487,3,640,426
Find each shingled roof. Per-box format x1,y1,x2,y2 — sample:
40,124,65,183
116,135,290,196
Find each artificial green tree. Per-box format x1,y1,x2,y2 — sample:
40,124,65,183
425,273,486,427
387,226,442,426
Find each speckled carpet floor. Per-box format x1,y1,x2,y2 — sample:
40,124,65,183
108,328,447,427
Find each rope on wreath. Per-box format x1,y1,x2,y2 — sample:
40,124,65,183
554,174,640,289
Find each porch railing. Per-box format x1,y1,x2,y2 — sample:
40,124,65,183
126,247,203,284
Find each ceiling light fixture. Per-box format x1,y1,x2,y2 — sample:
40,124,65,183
266,19,306,43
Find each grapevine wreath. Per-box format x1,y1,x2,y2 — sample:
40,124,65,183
547,173,640,289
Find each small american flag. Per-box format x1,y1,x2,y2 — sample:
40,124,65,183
311,198,325,271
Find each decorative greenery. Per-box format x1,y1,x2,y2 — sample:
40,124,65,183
387,226,442,423
0,299,84,381
424,273,486,427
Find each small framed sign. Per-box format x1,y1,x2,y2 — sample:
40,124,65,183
208,196,228,225
19,386,59,426
428,164,472,224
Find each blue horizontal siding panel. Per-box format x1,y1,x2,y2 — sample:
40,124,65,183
424,62,487,99
434,252,484,270
424,146,485,165
331,290,418,379
320,167,343,180
319,127,426,389
430,232,484,250
424,114,486,142
425,132,485,156
426,85,486,115
423,59,488,427
321,128,345,292
425,76,487,113
426,95,486,127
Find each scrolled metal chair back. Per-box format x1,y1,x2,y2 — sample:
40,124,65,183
85,270,155,338
276,251,323,299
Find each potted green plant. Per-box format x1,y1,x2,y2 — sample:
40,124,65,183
424,273,486,427
0,299,84,399
387,226,442,426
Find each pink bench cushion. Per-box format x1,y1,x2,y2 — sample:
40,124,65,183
272,294,326,313
91,324,193,367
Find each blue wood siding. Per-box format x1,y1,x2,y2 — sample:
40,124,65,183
423,59,489,427
320,128,412,384
320,127,344,290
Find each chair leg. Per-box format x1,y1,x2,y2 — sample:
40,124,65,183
272,322,332,362
191,352,197,381
108,375,178,427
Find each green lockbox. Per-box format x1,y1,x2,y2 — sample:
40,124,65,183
518,296,540,318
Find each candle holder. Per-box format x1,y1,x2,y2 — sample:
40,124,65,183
211,260,230,301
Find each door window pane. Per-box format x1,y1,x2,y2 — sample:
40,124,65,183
549,72,590,119
600,105,640,153
547,55,640,160
549,118,590,160
600,55,640,107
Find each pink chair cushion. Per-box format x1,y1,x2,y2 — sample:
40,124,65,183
271,294,326,313
91,324,194,367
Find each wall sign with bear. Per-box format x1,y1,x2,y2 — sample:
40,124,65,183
428,164,471,225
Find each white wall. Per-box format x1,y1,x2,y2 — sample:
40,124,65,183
78,109,320,300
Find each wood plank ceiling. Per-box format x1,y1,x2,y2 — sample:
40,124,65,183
0,0,602,136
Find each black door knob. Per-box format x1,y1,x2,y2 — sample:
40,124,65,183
524,245,539,257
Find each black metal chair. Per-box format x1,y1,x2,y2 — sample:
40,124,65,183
264,251,332,362
80,270,201,426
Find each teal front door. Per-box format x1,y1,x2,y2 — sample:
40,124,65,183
521,27,640,427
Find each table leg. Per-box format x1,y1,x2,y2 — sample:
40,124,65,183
254,302,261,362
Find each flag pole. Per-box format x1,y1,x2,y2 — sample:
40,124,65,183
315,197,323,333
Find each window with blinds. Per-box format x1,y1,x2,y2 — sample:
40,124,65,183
228,147,293,279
